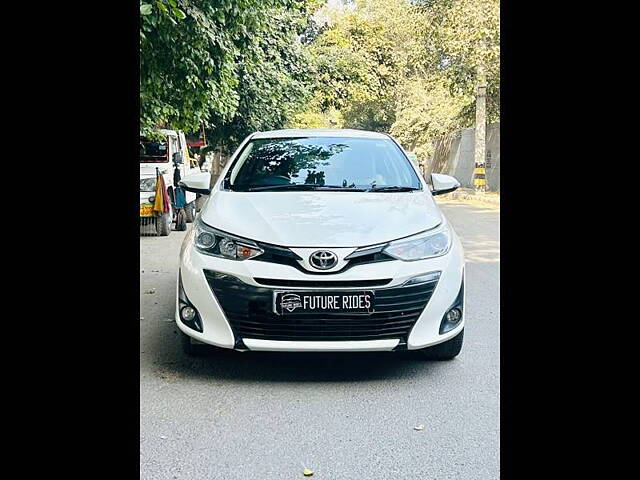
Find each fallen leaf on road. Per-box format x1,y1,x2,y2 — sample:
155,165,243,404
414,424,425,431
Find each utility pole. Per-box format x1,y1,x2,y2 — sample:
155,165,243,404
473,65,487,193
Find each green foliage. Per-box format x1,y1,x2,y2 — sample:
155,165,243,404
414,0,500,123
291,2,409,132
390,77,471,159
289,107,344,129
290,0,500,162
140,0,500,162
139,0,309,135
206,6,315,150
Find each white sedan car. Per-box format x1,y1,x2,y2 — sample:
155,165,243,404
176,129,465,359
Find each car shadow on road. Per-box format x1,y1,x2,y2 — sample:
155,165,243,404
153,331,454,384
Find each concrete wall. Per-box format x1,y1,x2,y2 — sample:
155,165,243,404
428,123,500,191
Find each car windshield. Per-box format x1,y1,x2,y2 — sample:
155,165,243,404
225,136,422,192
140,137,168,163
140,177,157,192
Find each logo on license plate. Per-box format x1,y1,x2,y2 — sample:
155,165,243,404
280,293,303,312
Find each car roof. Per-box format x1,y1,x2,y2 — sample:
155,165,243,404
251,129,390,139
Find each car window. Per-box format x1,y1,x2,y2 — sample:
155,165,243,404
226,137,421,191
140,137,168,163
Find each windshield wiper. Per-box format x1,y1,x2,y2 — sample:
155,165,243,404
245,184,366,192
367,186,420,192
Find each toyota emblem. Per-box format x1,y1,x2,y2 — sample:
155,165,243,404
309,250,338,270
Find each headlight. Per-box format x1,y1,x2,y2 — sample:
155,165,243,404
383,221,452,261
140,177,157,192
194,219,264,261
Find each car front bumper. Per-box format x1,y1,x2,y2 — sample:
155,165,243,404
176,227,465,352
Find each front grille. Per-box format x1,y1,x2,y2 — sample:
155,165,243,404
253,242,302,269
253,278,392,288
204,270,437,342
253,242,395,274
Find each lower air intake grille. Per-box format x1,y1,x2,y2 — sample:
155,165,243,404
204,271,437,342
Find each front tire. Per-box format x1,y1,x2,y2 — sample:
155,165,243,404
180,331,197,355
180,331,215,356
418,329,464,360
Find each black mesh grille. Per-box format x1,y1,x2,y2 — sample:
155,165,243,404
204,271,437,342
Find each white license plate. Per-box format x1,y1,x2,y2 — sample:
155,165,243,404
273,291,375,315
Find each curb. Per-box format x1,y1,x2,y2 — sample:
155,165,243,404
438,188,500,207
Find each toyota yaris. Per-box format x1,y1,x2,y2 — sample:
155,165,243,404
176,129,465,359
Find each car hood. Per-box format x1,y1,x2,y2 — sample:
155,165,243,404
200,191,443,247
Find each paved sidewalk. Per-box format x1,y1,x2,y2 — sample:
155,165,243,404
438,188,500,207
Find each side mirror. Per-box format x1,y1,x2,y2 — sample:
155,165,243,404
430,173,460,195
179,172,212,195
172,152,183,165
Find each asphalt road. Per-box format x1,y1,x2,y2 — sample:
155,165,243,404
140,200,500,479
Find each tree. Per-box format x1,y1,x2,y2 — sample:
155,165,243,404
390,77,471,160
206,6,315,151
289,107,345,129
416,0,500,122
290,1,410,132
139,0,303,134
140,0,500,164
418,0,499,188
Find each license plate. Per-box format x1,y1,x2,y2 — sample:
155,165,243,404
274,291,375,315
140,203,154,217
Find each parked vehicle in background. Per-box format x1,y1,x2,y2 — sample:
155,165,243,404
175,129,465,359
140,129,202,235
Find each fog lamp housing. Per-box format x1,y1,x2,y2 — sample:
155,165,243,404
439,276,464,334
180,306,196,322
177,271,203,332
445,308,462,324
